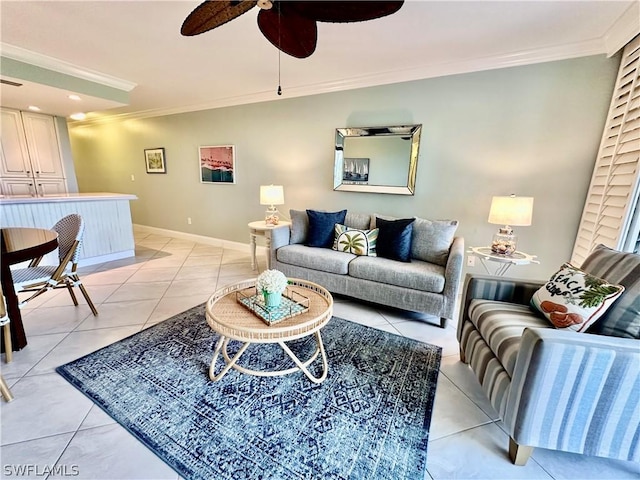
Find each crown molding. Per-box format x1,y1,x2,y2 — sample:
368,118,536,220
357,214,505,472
603,2,640,57
0,43,137,92
70,37,606,127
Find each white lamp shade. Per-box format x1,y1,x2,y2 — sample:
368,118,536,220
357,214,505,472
488,195,534,226
260,185,285,206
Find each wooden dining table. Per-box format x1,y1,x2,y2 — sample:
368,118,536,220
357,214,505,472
1,227,59,350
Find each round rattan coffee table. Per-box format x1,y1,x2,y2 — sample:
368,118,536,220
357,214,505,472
205,278,333,384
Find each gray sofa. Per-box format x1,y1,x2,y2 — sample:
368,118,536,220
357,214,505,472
269,211,464,328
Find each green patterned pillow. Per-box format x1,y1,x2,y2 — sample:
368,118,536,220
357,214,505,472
332,224,378,256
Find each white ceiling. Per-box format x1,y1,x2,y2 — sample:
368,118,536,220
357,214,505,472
1,1,638,124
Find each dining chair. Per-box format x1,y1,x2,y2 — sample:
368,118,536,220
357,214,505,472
0,285,15,402
12,214,98,316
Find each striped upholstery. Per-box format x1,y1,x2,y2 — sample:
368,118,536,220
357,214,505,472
457,276,544,342
459,321,512,418
458,271,640,464
467,300,550,376
581,244,640,339
505,328,640,461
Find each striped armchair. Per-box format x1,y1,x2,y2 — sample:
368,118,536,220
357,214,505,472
457,245,640,465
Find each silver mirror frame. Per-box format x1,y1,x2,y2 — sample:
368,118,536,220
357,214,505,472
333,124,422,195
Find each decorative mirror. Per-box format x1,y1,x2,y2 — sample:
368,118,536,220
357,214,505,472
333,124,421,195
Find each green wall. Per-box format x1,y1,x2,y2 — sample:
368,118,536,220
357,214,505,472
69,54,618,279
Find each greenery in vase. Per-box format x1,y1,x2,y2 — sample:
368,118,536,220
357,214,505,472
256,269,288,294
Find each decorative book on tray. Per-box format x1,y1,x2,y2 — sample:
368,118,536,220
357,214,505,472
236,286,310,326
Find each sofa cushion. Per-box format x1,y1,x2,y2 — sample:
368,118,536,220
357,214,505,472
345,212,371,230
332,224,378,256
375,217,415,262
411,218,458,266
306,209,347,248
373,214,457,266
581,244,640,339
349,256,445,292
468,299,551,377
289,209,309,244
530,263,625,332
291,210,370,245
276,244,355,275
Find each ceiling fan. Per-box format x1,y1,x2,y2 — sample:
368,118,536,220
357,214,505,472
181,0,405,59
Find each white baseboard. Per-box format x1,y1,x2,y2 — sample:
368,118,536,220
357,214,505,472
133,224,266,254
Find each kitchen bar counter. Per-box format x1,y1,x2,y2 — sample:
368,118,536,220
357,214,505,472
0,192,137,265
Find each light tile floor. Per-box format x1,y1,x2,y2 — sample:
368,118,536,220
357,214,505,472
1,229,638,480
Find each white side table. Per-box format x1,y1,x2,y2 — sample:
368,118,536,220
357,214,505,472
248,221,291,270
469,246,539,277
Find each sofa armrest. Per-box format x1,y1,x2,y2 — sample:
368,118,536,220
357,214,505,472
457,274,545,339
269,224,291,268
442,236,465,319
504,327,640,459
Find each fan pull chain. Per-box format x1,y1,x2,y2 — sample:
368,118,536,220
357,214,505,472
277,5,282,96
277,49,282,96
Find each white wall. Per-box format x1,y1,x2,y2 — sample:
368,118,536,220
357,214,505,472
69,54,619,280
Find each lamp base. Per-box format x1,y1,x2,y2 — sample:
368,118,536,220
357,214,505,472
265,207,280,226
491,227,517,256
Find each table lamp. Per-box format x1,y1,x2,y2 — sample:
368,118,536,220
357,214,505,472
488,194,534,255
260,185,284,225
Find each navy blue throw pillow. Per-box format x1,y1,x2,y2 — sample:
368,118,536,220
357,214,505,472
376,217,415,262
306,209,347,248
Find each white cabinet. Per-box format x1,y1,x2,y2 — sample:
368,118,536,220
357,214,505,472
21,112,66,178
1,178,68,197
0,178,36,197
0,108,67,196
34,179,68,196
0,109,31,177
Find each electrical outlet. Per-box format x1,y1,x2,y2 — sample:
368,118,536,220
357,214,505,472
187,217,192,225
130,174,135,181
467,255,476,267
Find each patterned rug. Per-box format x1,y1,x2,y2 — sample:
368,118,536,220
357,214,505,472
57,305,442,480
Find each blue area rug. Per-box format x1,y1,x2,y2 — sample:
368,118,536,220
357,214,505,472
57,305,442,480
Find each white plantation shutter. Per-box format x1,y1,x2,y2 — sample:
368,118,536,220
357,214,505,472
571,34,640,265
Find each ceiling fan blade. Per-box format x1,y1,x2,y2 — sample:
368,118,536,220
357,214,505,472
287,1,404,23
257,7,317,59
181,0,257,36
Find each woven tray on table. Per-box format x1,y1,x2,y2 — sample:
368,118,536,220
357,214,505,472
236,286,310,326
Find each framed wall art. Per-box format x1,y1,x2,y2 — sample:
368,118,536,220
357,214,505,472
144,148,166,174
342,157,369,184
199,145,235,184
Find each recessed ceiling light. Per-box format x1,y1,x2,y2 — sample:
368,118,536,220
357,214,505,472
28,105,41,111
69,112,86,121
68,94,81,101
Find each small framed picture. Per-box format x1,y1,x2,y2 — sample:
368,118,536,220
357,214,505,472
199,145,235,184
342,157,369,184
144,148,166,174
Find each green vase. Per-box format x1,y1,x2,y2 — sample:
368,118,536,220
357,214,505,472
263,291,282,307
